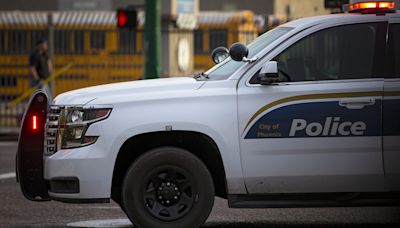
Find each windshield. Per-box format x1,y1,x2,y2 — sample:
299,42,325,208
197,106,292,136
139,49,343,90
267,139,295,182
204,26,294,80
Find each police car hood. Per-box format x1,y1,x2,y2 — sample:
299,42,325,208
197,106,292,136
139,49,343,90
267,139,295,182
53,77,204,105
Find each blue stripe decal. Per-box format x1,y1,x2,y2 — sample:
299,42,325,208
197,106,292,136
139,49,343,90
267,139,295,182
245,101,382,139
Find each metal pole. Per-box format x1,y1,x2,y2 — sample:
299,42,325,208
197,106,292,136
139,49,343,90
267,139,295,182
144,0,161,79
47,13,54,58
47,13,55,98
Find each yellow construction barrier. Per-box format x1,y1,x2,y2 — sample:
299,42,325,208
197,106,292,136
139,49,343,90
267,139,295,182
6,63,74,109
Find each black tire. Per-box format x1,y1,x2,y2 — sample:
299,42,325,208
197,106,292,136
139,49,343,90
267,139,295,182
122,147,215,228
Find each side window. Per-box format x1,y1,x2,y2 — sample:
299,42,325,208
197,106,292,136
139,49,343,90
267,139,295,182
389,24,400,77
251,23,387,84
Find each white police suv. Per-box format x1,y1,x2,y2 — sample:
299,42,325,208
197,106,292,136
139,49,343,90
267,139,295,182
17,1,400,227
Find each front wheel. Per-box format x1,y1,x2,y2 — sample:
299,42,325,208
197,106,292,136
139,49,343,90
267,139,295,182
122,147,215,228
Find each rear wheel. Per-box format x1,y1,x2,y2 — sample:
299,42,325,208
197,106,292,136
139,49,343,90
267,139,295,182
122,147,215,228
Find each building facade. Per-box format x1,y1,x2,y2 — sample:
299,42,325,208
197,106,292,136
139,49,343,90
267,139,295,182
2,0,331,16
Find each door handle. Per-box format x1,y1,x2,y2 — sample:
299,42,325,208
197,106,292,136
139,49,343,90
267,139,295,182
339,98,375,109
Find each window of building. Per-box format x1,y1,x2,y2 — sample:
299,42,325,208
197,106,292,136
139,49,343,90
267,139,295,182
118,29,136,54
74,31,85,54
9,30,27,54
269,23,387,83
194,29,203,54
209,29,228,51
90,30,105,49
0,76,17,87
0,31,4,54
54,30,70,54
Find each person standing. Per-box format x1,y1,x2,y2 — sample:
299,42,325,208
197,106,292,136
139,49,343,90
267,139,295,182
29,39,53,101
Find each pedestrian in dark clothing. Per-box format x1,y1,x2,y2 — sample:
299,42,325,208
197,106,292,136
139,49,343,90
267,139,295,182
29,39,53,100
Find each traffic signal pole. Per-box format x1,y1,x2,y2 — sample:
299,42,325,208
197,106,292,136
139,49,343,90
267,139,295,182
144,0,161,79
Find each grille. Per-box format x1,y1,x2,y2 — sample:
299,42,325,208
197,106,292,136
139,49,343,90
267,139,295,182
44,106,62,156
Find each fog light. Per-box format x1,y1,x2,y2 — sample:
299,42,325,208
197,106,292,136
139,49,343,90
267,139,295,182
73,127,84,139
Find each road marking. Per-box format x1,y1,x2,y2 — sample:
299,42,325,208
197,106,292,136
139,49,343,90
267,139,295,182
0,172,16,180
67,219,132,227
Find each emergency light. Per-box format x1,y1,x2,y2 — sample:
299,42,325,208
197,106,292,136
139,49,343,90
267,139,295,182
32,115,37,130
348,1,396,13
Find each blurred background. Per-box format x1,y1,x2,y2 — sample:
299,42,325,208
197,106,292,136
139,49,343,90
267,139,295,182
0,0,377,135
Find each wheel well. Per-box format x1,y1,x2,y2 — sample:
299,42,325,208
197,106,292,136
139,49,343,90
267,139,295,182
111,131,227,204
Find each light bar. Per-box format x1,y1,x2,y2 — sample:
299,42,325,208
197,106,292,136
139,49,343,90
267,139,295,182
349,1,396,12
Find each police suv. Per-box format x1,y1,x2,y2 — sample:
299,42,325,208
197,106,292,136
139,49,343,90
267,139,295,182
17,1,400,227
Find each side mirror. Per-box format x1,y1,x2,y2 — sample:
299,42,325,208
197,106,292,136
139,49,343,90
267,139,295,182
258,61,279,85
211,47,229,64
229,43,249,62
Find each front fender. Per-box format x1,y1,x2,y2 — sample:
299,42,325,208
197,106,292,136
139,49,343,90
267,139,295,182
104,122,247,194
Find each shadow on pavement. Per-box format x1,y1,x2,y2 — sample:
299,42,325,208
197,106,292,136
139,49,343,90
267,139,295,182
14,223,400,228
203,222,400,228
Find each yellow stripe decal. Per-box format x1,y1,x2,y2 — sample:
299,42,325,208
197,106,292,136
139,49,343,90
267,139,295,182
243,91,382,134
384,91,400,97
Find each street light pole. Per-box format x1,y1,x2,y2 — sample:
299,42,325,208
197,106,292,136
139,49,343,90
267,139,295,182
144,0,161,79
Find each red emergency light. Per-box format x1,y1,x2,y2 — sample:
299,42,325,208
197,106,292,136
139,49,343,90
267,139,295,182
349,1,396,12
32,115,37,130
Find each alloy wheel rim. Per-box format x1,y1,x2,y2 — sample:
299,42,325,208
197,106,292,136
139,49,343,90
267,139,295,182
142,166,196,221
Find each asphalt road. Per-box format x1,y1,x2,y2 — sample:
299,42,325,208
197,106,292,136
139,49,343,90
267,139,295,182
1,141,400,228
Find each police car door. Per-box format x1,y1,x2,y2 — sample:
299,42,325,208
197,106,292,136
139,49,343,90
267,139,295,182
238,20,388,193
384,14,400,191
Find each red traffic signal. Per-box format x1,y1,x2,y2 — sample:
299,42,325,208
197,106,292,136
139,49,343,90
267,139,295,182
117,10,128,27
116,9,137,28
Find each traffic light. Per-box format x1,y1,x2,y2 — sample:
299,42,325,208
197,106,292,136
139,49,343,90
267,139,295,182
116,8,137,28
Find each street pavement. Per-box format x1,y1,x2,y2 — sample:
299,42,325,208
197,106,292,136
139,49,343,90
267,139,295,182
1,141,399,228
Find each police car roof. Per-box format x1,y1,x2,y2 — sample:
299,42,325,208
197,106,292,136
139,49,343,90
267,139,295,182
283,12,398,29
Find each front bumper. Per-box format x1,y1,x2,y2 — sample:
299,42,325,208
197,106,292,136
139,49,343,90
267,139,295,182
17,93,115,203
44,137,114,201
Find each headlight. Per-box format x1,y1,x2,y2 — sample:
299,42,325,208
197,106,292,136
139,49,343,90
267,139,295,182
71,110,83,123
58,106,112,149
